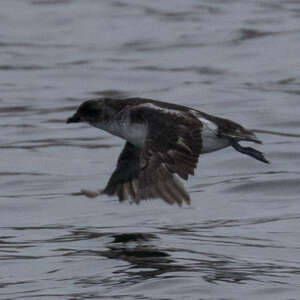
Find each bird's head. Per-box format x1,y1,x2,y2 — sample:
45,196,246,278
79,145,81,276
67,99,106,125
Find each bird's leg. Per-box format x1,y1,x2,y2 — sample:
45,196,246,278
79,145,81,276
231,140,269,164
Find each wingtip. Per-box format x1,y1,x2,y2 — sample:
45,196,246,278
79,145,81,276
261,157,270,164
185,195,191,205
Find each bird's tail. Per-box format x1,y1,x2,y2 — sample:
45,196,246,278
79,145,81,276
231,141,269,164
223,129,262,144
217,121,268,163
217,119,262,144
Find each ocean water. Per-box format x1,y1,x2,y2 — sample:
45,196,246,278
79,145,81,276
0,0,300,299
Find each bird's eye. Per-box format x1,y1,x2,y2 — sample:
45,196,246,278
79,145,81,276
79,102,102,122
87,110,99,121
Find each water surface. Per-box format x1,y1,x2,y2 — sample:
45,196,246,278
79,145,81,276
1,0,300,299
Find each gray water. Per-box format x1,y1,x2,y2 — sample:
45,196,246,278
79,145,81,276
1,0,300,299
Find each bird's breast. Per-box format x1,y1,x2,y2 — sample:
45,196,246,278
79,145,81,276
197,116,231,153
120,122,148,147
201,126,231,153
94,121,147,147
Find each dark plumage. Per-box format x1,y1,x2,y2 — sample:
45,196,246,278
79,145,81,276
67,98,269,205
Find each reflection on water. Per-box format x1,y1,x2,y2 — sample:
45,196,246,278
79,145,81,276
1,221,300,296
1,0,300,299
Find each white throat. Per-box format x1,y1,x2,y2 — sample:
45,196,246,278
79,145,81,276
92,120,147,147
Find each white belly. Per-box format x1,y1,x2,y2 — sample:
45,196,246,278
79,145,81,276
201,125,231,153
195,116,231,153
120,123,147,147
94,121,147,147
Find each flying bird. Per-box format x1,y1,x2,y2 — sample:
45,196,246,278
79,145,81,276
67,98,268,205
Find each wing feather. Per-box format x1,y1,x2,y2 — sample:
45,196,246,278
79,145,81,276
102,106,203,205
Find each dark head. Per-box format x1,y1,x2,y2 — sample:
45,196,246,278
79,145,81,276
67,99,105,125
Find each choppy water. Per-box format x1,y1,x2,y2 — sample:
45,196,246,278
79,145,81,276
1,0,300,299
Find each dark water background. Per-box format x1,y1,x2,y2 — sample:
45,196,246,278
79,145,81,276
1,0,300,299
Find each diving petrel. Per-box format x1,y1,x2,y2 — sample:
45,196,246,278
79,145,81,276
67,98,268,205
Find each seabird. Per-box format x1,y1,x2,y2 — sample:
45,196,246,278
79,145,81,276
67,98,269,205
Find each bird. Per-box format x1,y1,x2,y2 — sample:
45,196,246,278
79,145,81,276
67,98,269,206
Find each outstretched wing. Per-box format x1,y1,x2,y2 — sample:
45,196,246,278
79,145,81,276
102,106,203,205
102,142,140,200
